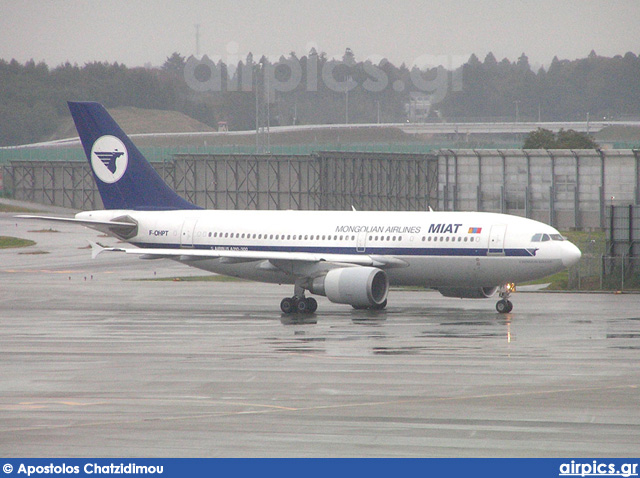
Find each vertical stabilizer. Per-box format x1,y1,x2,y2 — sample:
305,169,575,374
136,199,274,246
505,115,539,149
68,101,199,210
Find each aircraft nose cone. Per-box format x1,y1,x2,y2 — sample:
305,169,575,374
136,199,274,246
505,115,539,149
562,242,582,267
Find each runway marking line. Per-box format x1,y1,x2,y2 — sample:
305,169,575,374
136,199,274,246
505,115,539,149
0,400,106,411
1,269,86,274
0,384,636,433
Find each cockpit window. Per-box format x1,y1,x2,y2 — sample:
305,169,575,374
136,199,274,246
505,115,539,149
532,232,565,242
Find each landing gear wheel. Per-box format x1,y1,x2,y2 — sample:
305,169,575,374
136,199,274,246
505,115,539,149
496,299,513,314
280,297,294,314
296,298,308,314
305,297,318,313
496,283,515,313
281,296,318,314
371,299,387,310
352,299,388,311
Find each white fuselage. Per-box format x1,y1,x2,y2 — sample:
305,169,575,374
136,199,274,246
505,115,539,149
77,209,581,289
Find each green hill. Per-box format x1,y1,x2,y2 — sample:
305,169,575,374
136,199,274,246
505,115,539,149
47,106,215,141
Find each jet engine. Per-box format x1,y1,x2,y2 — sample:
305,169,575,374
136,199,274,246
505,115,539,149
310,267,389,308
436,286,498,299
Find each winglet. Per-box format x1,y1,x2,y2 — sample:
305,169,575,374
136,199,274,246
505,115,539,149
89,241,105,259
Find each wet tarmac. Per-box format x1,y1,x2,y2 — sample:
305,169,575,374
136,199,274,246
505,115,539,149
1,213,639,457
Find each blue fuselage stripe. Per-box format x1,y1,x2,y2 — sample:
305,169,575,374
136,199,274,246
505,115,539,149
131,242,535,258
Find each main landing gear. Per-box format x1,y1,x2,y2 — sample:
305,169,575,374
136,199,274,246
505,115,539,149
280,282,318,314
280,296,318,314
496,283,515,313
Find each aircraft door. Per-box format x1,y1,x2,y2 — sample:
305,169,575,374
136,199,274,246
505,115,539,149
488,224,507,255
180,218,198,247
356,230,367,252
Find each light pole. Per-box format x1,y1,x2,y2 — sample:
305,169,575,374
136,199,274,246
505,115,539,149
345,76,351,125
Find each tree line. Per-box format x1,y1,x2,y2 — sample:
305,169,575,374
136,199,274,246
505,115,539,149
0,48,639,146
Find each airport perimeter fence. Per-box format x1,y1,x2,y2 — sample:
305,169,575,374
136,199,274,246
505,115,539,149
567,254,640,291
0,142,461,165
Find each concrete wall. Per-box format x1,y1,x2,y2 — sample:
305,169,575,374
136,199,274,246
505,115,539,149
438,149,640,229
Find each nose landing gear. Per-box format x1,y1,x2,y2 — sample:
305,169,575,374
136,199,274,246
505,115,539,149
496,283,515,313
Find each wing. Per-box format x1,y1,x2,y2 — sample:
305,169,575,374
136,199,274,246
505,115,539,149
88,242,408,269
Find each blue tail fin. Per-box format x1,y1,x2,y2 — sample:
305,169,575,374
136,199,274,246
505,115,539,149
68,101,199,210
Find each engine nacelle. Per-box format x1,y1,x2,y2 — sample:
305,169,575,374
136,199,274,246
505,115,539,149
437,286,498,299
310,267,389,308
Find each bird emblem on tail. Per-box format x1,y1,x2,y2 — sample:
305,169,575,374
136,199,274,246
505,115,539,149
94,150,124,174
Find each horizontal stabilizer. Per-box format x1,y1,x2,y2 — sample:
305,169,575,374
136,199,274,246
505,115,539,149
16,214,136,229
16,214,138,238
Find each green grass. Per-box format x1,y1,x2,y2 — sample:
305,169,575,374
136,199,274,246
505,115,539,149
562,230,606,255
0,236,36,249
28,228,59,233
133,274,246,282
0,203,38,213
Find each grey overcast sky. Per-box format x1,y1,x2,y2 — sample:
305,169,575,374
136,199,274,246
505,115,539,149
1,0,639,69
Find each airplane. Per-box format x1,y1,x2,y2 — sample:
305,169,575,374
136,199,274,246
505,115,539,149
19,102,582,315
